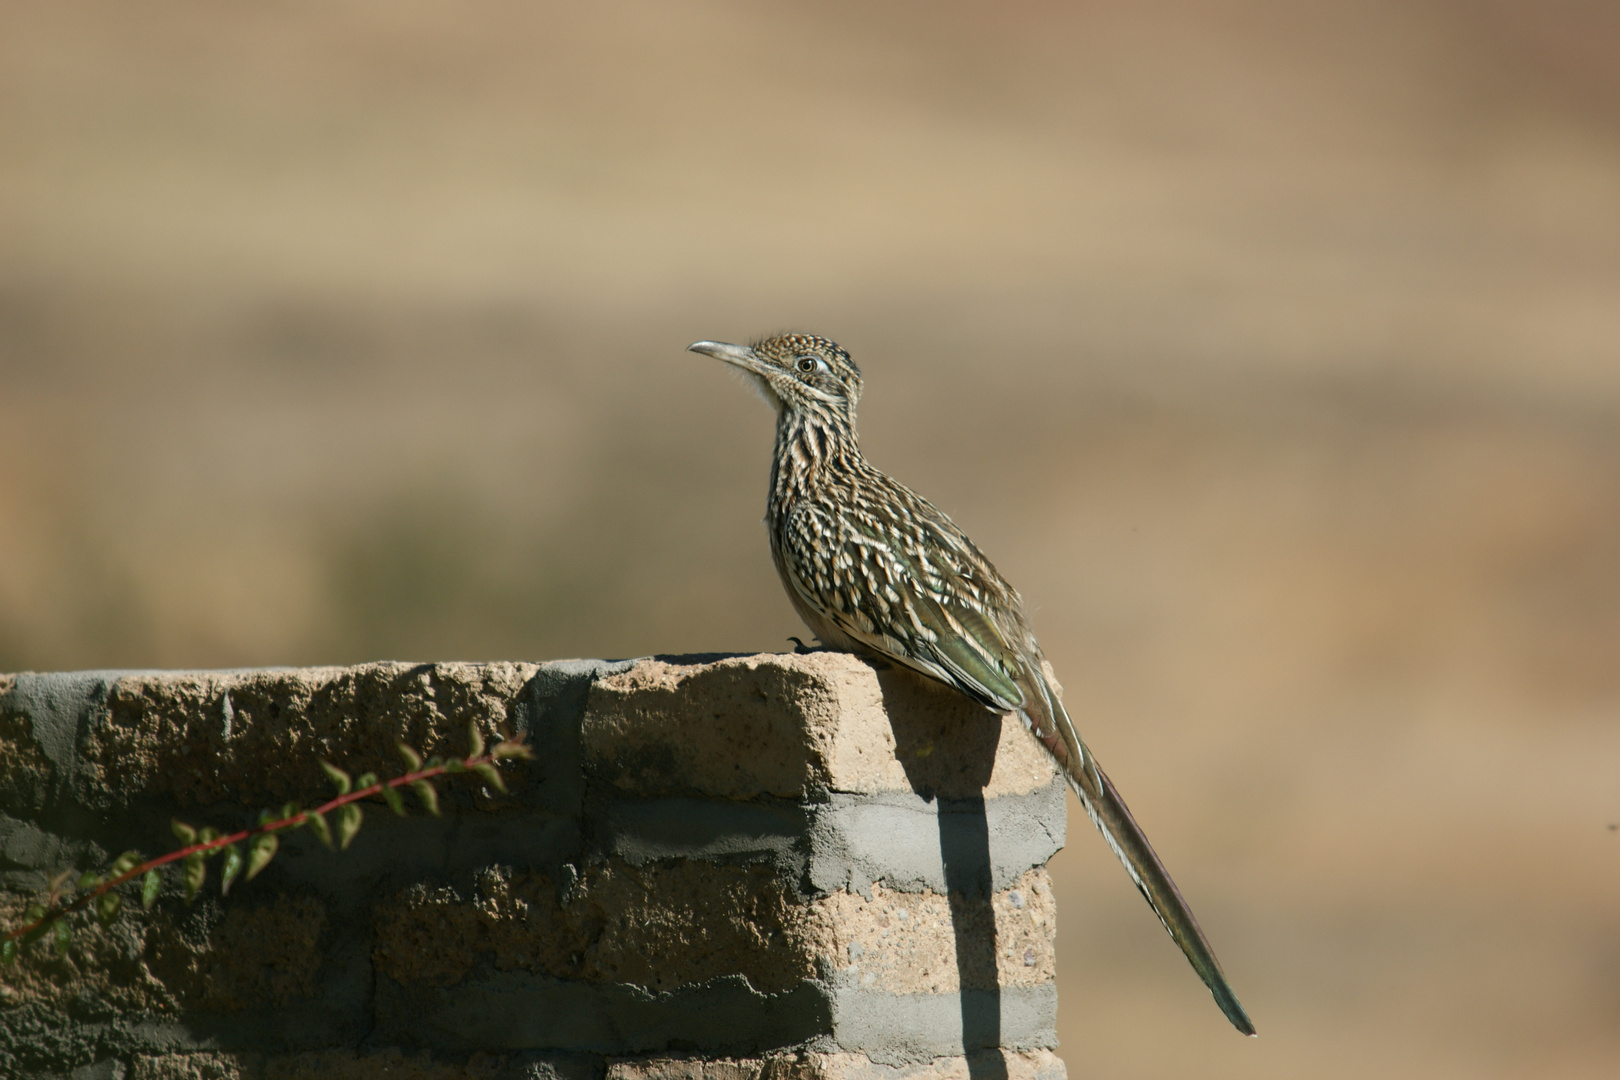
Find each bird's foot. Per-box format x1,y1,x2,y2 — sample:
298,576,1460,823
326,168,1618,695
787,636,821,655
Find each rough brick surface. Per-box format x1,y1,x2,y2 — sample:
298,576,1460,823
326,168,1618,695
584,654,1059,800
0,653,1066,1078
119,1050,1065,1080
85,663,542,809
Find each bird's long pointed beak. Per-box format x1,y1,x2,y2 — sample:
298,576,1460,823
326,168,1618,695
688,340,764,373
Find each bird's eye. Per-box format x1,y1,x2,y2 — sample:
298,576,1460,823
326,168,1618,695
796,356,818,373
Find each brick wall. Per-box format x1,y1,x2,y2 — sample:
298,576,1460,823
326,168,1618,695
0,653,1067,1080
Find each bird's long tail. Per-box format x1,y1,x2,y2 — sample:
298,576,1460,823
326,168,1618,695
1028,672,1256,1036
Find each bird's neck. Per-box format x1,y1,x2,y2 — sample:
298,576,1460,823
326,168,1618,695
771,406,861,504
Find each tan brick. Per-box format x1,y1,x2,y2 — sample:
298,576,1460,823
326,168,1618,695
130,1050,526,1080
373,859,822,994
605,1052,1066,1080
584,653,1057,801
82,662,539,808
259,1049,513,1080
132,1053,258,1080
371,860,1055,997
145,893,328,1011
818,869,1057,994
0,891,325,1017
0,679,55,812
608,1058,783,1080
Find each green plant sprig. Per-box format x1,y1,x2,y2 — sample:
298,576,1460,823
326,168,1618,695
2,723,531,962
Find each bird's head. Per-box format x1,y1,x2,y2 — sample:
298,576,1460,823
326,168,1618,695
689,333,863,424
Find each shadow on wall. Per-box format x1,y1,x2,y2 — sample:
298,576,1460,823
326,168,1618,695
881,663,1008,1069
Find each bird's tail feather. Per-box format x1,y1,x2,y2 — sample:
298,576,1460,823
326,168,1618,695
1033,675,1256,1036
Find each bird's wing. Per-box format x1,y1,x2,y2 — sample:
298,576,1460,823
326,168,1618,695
780,500,1029,713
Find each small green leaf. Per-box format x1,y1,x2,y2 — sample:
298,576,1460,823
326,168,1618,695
320,759,352,795
336,804,363,850
467,722,485,759
2,938,17,964
354,772,378,792
77,869,101,890
196,827,220,848
411,779,441,817
183,853,206,904
52,918,71,956
306,810,333,850
379,782,406,816
473,762,507,794
142,869,162,909
172,819,198,845
219,844,244,896
491,740,532,761
398,743,423,771
20,905,50,946
280,802,300,826
96,891,122,926
246,833,279,880
109,850,143,878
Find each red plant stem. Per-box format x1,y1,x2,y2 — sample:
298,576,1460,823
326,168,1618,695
3,747,525,944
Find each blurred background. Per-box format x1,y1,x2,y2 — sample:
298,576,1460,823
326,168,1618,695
2,1,1617,1075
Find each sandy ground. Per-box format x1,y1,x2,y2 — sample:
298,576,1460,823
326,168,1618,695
2,2,1618,1076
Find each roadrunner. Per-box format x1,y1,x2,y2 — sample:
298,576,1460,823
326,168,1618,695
690,333,1254,1036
